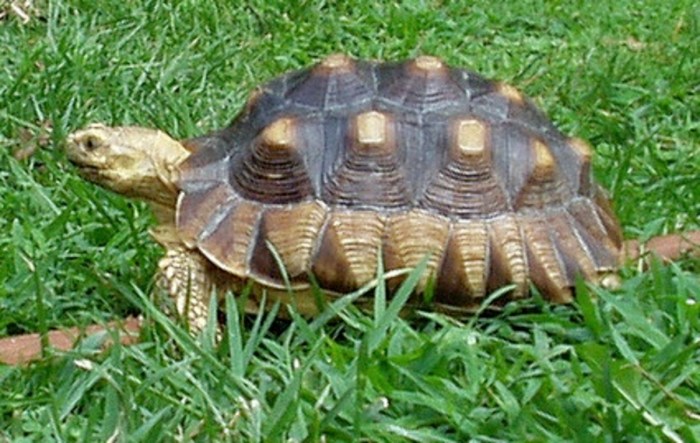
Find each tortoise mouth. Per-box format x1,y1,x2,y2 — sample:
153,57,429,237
70,162,107,183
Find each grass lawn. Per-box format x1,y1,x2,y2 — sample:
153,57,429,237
1,0,698,441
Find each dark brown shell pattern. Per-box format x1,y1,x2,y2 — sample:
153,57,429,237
176,54,622,312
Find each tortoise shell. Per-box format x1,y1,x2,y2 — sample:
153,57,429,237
175,54,622,311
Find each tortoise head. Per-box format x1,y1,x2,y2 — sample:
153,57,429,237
66,124,191,208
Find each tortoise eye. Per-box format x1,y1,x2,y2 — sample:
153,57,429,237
84,137,97,150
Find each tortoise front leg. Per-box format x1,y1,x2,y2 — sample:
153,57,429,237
150,224,213,334
156,246,213,334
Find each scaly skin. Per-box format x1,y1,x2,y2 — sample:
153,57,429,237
66,124,212,332
66,124,188,222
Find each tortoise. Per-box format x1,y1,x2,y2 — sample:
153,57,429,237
66,54,622,331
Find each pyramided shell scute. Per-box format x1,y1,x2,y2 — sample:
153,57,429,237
177,55,622,309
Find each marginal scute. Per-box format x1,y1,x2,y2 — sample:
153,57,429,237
249,201,328,284
546,211,598,282
310,219,351,292
384,210,450,292
176,184,235,248
487,215,528,298
521,216,573,303
454,220,489,299
593,189,623,248
197,199,262,276
568,137,593,195
435,220,488,306
434,234,470,306
566,198,621,269
311,211,385,292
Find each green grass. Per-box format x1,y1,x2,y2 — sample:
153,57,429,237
1,0,699,441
